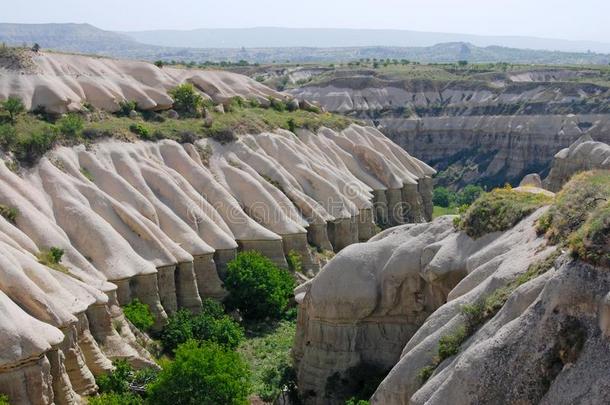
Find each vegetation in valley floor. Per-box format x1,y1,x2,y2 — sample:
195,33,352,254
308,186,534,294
238,319,298,403
432,184,484,218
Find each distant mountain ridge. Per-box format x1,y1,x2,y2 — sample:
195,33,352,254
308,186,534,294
0,23,609,65
122,26,610,54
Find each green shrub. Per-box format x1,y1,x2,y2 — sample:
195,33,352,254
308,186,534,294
97,360,134,394
2,96,25,123
0,394,9,405
57,114,84,137
0,124,16,147
123,299,155,331
0,204,18,223
37,247,68,273
438,326,467,361
160,300,244,353
346,399,370,405
118,100,137,117
129,123,151,138
569,202,610,267
432,187,453,208
88,392,143,405
538,170,610,244
169,83,203,115
456,184,484,206
286,250,302,273
417,365,436,383
457,186,552,238
225,251,295,320
147,341,251,405
15,127,57,164
269,98,287,112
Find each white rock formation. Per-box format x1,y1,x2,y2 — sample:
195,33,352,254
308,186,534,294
0,53,435,403
0,51,284,113
544,134,610,191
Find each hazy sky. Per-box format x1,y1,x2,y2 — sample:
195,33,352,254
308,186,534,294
3,0,610,41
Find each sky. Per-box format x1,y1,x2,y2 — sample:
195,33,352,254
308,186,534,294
2,0,610,42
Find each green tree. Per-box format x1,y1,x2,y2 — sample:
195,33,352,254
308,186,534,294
160,300,244,353
97,360,133,394
147,341,251,405
169,83,203,115
432,187,454,208
225,251,295,320
122,299,155,331
88,392,142,405
2,96,25,123
456,185,484,206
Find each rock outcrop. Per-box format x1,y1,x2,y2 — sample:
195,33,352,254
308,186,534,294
0,50,285,114
545,134,610,191
292,180,610,404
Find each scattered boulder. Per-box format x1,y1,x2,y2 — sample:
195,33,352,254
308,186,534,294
167,109,179,119
214,104,225,114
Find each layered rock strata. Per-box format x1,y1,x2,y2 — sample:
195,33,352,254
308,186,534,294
289,73,610,187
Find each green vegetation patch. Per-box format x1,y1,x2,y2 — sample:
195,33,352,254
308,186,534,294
456,186,552,238
37,247,69,273
160,299,244,353
0,204,18,223
537,170,610,243
225,251,296,320
147,340,251,405
238,320,298,403
122,299,155,331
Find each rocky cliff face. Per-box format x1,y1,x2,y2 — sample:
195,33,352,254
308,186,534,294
0,125,433,404
0,53,436,404
294,178,610,404
289,70,610,188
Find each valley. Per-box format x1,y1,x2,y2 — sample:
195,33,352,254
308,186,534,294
1,13,610,405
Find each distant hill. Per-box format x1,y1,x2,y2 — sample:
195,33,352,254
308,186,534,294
123,26,610,54
0,23,609,65
0,23,151,54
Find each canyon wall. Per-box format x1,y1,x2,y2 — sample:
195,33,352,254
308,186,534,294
0,125,433,403
0,52,436,404
289,72,610,188
295,196,610,404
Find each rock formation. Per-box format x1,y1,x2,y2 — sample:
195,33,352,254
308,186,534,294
293,174,610,404
0,50,284,114
288,70,610,188
0,52,436,404
544,134,610,191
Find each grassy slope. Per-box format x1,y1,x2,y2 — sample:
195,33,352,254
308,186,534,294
238,320,296,401
0,102,353,166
